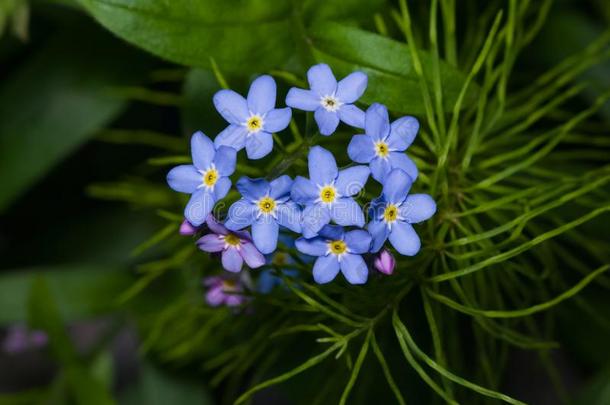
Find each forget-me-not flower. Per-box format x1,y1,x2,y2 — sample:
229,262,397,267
295,225,372,284
203,275,247,307
167,132,236,226
368,169,436,256
347,103,419,183
291,146,370,238
225,176,302,254
214,75,292,159
197,215,266,272
286,63,367,135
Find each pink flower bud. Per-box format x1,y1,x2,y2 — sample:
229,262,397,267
374,249,395,275
179,219,199,236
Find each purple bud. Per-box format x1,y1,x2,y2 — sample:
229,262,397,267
374,249,395,275
179,219,199,236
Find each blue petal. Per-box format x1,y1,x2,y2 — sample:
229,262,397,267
338,104,365,128
336,166,370,196
184,189,215,226
336,71,367,103
247,75,276,114
264,108,291,133
318,224,344,241
213,89,249,124
213,146,237,176
368,220,389,253
368,196,387,221
388,116,419,150
257,270,277,294
225,199,257,230
312,255,340,284
382,169,412,204
241,240,266,268
246,131,273,159
400,194,436,223
276,201,302,233
389,221,420,256
389,153,418,181
214,177,231,201
236,177,270,201
340,254,368,284
301,203,331,238
347,135,375,163
167,165,201,193
370,157,391,183
344,230,372,254
330,198,365,227
221,247,244,272
214,124,248,150
269,175,293,199
308,146,338,185
286,88,320,111
252,217,279,254
190,131,215,170
314,108,340,136
365,103,390,140
307,63,337,96
291,176,318,204
295,237,327,257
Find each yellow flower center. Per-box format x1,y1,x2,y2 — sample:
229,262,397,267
321,96,340,112
319,185,337,204
375,141,390,158
223,233,241,246
383,204,399,223
221,280,237,291
272,252,288,266
203,168,219,187
258,196,276,214
328,240,347,255
246,115,263,132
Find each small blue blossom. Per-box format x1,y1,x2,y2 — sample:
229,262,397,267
286,63,367,135
214,75,292,160
291,146,370,238
368,169,436,256
167,132,236,226
348,103,419,183
225,176,302,254
295,225,372,284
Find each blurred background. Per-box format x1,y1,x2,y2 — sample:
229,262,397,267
0,0,609,404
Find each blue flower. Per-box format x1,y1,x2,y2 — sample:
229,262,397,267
213,75,292,160
295,225,372,284
225,175,302,254
167,132,236,226
347,103,419,183
368,169,436,256
291,146,370,238
286,63,367,135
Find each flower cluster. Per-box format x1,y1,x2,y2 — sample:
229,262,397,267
168,64,436,286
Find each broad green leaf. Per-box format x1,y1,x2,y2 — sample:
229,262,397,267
307,22,476,114
79,0,294,73
0,22,153,212
181,68,226,136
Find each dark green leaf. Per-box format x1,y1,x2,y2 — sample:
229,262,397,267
307,22,476,114
79,0,294,73
0,23,153,212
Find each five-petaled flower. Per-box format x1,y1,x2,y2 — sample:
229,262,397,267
197,215,265,272
348,103,419,183
291,146,370,238
286,63,367,135
167,132,236,226
214,75,292,159
296,225,372,284
203,275,247,307
224,176,302,254
368,169,436,256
